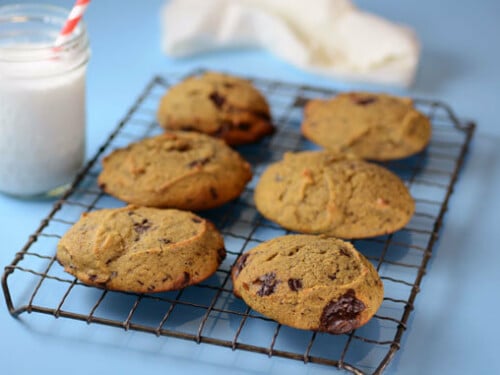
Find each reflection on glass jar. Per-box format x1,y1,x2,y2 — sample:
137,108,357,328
0,4,91,198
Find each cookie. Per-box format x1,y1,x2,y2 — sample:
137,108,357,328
231,234,384,334
254,151,414,239
57,205,226,293
98,131,252,210
157,72,274,145
301,92,432,161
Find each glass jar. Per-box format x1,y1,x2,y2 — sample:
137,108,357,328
0,4,90,198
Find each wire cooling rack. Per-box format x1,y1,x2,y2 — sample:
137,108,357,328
2,70,475,374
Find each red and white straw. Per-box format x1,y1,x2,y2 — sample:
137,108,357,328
54,0,91,47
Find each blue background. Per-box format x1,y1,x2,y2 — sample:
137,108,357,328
1,0,500,374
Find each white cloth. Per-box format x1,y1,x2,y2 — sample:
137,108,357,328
161,0,420,87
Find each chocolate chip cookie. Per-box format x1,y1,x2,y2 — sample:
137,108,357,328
157,72,274,145
254,151,414,239
98,131,252,210
231,234,384,334
57,205,225,293
301,92,432,161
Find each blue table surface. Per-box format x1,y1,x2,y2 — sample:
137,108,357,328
1,1,500,374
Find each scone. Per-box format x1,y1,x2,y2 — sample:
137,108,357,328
57,205,226,293
157,72,274,145
98,131,252,210
231,235,384,334
301,92,432,161
254,151,414,239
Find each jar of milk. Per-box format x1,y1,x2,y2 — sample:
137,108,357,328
0,4,90,197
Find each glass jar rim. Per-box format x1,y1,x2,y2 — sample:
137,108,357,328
0,3,90,63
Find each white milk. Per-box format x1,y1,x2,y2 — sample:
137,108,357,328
0,63,86,196
0,4,90,197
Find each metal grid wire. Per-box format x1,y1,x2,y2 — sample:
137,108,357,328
2,70,475,374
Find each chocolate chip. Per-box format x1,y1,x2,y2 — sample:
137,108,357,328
191,217,202,224
209,92,226,108
162,275,172,282
210,187,218,199
137,280,144,286
354,97,377,106
133,218,151,234
89,274,98,282
288,278,302,291
256,272,279,296
328,273,337,281
320,289,365,334
233,253,249,278
187,157,210,168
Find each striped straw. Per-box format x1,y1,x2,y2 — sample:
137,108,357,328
54,0,91,47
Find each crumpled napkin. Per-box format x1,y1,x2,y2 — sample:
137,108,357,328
161,0,420,87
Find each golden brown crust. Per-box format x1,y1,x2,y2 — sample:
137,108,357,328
301,92,431,161
97,131,252,210
231,235,384,334
57,205,226,293
157,72,274,145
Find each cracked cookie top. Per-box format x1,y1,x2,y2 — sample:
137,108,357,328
157,72,275,145
98,131,252,210
254,151,415,239
231,234,383,334
301,92,432,161
57,205,225,293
